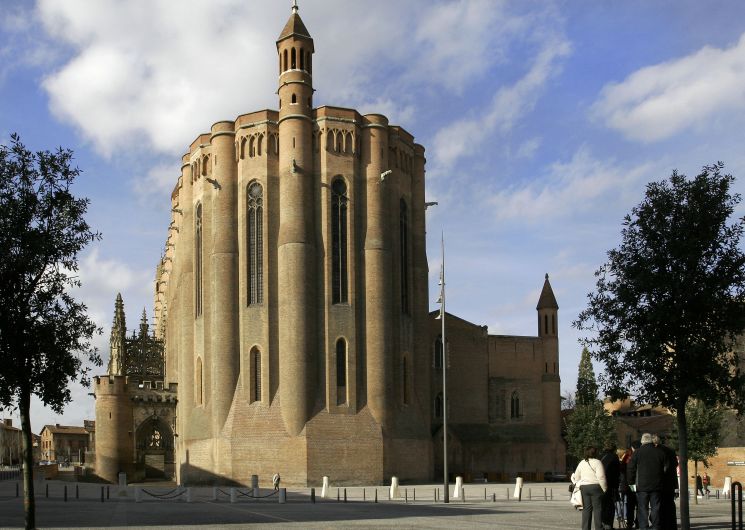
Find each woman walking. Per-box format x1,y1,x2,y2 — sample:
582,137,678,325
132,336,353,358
572,446,608,530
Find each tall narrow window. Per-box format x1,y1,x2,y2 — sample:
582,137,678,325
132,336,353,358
195,203,203,317
291,48,296,69
400,199,409,314
283,50,288,72
544,314,548,335
331,179,348,304
434,336,443,369
434,393,443,419
511,391,521,419
196,357,203,405
252,347,261,403
402,356,409,405
247,182,264,304
336,338,347,405
299,47,304,70
552,315,556,335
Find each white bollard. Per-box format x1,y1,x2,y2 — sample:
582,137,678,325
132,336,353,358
230,487,237,503
135,488,141,503
453,476,463,499
279,488,286,504
321,476,329,498
186,487,193,503
513,477,523,499
390,476,400,499
723,476,732,498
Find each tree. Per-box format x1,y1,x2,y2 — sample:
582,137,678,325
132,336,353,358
0,134,101,530
565,348,616,461
577,347,599,406
574,164,745,530
670,399,723,504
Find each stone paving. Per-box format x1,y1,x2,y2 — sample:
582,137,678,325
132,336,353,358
0,480,736,529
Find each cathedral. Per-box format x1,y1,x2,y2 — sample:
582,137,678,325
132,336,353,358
93,4,564,486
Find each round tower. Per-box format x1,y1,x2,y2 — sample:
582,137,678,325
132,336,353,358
362,113,392,430
276,2,317,436
209,120,239,442
94,375,134,484
537,273,562,470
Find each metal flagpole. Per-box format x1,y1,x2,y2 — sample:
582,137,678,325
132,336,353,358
441,233,448,503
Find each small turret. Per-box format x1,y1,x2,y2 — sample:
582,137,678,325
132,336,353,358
108,293,127,375
536,273,558,338
139,308,149,338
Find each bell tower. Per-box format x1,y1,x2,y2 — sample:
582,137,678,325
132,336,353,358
276,1,317,437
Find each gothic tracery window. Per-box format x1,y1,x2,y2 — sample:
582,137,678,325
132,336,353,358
400,199,409,314
331,179,348,304
511,391,521,419
247,182,264,305
195,203,203,317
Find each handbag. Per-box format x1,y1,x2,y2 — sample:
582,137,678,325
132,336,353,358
570,486,583,509
568,483,574,493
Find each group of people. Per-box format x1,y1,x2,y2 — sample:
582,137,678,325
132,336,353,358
571,432,679,530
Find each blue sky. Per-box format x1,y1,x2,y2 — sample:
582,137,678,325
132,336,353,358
3,0,745,432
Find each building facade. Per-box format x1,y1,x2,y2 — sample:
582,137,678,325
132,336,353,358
93,5,564,486
39,424,90,464
0,419,23,466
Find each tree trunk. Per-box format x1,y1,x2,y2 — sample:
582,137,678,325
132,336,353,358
677,400,690,530
19,390,35,530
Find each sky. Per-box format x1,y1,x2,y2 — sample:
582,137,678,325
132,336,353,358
2,0,745,433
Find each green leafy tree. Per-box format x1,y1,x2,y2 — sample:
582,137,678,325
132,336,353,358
577,347,599,406
565,348,616,461
0,134,101,530
574,164,745,530
670,399,723,504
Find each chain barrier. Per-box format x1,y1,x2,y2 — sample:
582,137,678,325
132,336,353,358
141,487,187,500
237,488,279,499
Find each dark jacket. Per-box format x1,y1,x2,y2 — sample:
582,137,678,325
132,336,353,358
659,444,678,491
628,443,667,492
601,450,621,491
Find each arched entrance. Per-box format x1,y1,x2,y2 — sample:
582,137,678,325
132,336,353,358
135,416,174,479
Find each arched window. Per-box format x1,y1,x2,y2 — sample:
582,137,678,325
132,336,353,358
299,47,304,70
336,338,347,405
195,203,203,317
400,199,409,314
331,178,348,304
252,347,261,403
195,357,203,405
434,393,443,419
511,391,521,419
249,136,255,158
326,130,334,151
283,49,288,72
402,356,409,405
345,132,353,154
240,137,247,159
291,48,296,69
257,135,263,157
544,314,548,335
307,52,312,74
335,132,343,153
552,315,556,335
434,336,443,369
247,182,264,305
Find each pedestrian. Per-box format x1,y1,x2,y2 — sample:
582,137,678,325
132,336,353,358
272,472,281,492
620,443,639,529
702,472,710,495
600,442,620,530
572,446,608,530
652,434,677,530
628,433,666,530
694,474,704,497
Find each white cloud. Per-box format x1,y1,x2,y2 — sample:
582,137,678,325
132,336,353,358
432,35,571,169
35,0,560,161
593,33,745,142
486,147,653,223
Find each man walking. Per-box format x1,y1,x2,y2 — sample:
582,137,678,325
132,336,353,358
652,434,677,530
628,433,666,530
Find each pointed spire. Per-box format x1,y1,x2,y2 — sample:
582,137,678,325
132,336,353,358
277,0,312,44
536,273,559,310
139,308,149,338
108,294,127,376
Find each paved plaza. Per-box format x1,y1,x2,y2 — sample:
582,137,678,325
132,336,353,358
0,480,736,529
